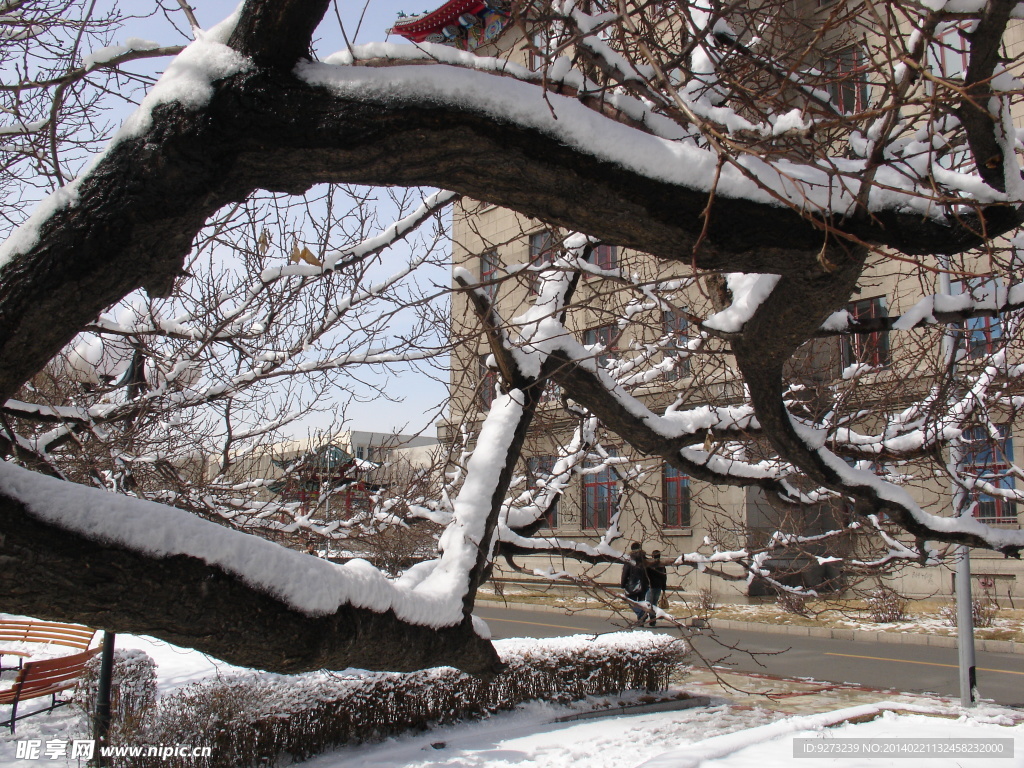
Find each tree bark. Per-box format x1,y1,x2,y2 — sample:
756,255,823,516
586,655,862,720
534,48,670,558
0,492,502,675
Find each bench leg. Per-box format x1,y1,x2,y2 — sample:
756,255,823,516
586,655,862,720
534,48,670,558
7,701,17,734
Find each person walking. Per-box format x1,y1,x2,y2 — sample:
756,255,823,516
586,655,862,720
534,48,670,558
645,549,668,627
620,542,650,626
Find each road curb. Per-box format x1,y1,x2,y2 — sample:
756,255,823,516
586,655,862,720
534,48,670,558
475,598,1022,655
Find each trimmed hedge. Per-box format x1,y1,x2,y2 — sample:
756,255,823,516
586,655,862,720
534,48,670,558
126,632,686,767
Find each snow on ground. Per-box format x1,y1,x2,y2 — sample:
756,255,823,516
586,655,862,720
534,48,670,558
1,627,1022,768
638,705,1024,768
301,701,782,768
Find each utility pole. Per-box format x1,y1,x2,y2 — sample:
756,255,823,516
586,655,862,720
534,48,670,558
94,631,116,765
939,265,977,707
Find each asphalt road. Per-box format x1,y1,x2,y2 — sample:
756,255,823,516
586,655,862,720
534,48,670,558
474,604,1024,707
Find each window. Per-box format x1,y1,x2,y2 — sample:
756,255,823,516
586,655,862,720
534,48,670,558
930,24,969,80
593,245,617,271
663,464,691,528
529,28,552,72
953,278,1003,359
583,324,618,368
663,309,689,380
582,451,618,529
537,379,561,405
961,425,1018,522
824,45,870,113
478,354,497,409
479,249,499,302
527,455,560,528
529,231,555,294
842,297,890,368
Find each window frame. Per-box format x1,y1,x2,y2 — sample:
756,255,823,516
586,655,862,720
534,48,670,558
953,277,1003,360
663,463,691,528
929,23,970,81
478,353,498,410
588,244,617,274
527,454,560,528
842,296,890,369
960,425,1018,523
479,248,499,302
583,324,619,369
582,450,618,530
824,44,870,114
528,231,555,294
663,309,689,380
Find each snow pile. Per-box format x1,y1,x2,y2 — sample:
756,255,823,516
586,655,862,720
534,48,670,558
638,704,1024,768
703,273,781,333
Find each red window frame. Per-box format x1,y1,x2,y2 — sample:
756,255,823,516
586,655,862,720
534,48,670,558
953,278,1003,359
663,464,691,528
931,24,970,80
582,451,618,530
594,244,617,270
843,297,890,368
825,45,870,114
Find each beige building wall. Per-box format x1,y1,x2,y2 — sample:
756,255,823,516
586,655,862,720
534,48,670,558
440,7,1024,603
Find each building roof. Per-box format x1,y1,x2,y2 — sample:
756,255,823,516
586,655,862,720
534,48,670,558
389,0,488,42
389,0,511,48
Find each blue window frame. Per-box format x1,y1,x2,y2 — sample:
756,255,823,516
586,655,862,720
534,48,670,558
961,425,1017,522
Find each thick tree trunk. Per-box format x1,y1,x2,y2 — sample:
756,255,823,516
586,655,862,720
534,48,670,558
0,492,502,675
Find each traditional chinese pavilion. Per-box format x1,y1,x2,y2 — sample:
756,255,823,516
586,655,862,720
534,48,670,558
389,0,511,50
270,444,379,517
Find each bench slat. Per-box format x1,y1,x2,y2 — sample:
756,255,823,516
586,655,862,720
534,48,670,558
0,620,96,651
0,649,99,705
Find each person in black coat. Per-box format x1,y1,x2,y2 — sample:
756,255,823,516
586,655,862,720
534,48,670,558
620,542,650,623
645,549,668,627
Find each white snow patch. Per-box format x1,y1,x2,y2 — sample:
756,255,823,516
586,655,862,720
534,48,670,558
704,274,781,332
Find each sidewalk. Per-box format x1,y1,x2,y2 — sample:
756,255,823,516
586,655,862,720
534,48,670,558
678,667,982,717
476,596,1024,655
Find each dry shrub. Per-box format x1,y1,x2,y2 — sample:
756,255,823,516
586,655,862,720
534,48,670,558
693,588,717,617
122,633,686,768
75,649,158,738
866,587,908,623
775,591,808,617
940,594,1000,629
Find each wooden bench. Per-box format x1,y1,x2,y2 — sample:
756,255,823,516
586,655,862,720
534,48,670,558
0,620,97,671
1,648,100,733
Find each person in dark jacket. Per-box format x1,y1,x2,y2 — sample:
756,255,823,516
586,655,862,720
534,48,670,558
620,542,650,624
645,549,668,627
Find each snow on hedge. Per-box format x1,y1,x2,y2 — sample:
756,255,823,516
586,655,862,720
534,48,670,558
130,632,686,767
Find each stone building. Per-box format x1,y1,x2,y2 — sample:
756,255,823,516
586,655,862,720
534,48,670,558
391,1,1024,603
